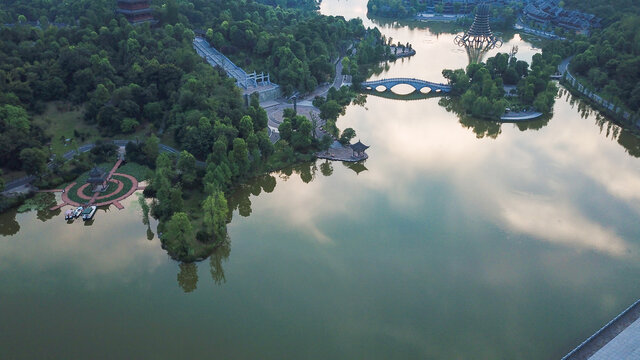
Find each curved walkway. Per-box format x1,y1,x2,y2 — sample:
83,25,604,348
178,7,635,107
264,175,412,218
49,156,144,211
56,173,140,209
76,179,124,201
500,111,543,121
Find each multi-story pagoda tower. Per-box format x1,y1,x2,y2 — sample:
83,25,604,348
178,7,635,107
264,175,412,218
454,3,502,63
116,0,153,24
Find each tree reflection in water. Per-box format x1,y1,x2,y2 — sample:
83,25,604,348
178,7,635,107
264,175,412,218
0,207,20,236
177,262,198,293
561,88,640,158
36,193,60,222
210,235,230,286
201,160,343,291
438,97,554,139
320,160,333,176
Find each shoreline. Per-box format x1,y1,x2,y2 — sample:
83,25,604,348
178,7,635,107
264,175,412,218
500,111,543,122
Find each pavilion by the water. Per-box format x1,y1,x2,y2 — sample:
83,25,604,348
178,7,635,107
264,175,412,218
350,141,370,159
87,166,108,192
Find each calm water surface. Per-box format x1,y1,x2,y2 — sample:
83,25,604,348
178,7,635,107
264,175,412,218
1,1,640,358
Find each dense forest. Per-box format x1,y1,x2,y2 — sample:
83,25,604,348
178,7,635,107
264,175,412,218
569,16,640,114
0,0,389,261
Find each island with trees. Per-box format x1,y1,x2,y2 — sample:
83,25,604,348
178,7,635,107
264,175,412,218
441,51,559,121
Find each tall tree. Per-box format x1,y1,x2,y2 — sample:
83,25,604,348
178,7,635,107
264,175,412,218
19,148,48,177
202,190,229,241
162,212,194,259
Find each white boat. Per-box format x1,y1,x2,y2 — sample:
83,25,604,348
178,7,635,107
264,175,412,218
81,206,97,221
64,209,74,220
73,206,84,218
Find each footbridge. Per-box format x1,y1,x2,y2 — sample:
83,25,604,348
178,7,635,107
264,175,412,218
361,78,451,93
193,37,273,90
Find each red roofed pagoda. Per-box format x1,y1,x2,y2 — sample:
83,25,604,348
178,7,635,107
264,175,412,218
116,0,154,24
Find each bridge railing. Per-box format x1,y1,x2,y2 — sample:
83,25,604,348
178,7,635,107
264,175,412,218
193,38,253,88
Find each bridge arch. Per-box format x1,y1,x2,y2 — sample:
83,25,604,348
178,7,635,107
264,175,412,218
361,77,452,94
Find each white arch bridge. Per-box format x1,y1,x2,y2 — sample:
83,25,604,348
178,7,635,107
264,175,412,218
361,78,452,93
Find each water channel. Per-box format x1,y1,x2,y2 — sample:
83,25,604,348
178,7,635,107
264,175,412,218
1,0,640,358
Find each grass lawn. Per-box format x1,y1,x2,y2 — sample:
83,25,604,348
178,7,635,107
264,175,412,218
81,180,119,198
67,173,135,204
117,162,153,181
33,102,100,155
33,101,160,156
62,161,151,187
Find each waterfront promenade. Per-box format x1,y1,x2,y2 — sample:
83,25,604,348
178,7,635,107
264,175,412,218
563,299,640,360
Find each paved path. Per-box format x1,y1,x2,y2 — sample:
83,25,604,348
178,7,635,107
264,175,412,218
590,317,640,359
500,111,543,121
265,55,347,143
51,157,140,211
559,56,573,75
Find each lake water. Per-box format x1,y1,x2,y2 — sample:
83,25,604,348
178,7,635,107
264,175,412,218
2,1,640,358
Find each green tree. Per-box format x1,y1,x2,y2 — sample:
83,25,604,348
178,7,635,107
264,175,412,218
291,117,313,151
120,117,139,133
231,138,249,176
143,134,160,166
339,127,356,145
19,148,48,177
239,115,254,139
0,104,30,132
162,212,194,260
202,190,229,241
278,120,293,141
177,151,197,187
319,100,343,121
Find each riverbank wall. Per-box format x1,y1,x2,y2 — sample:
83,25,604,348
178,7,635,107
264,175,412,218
562,299,640,360
561,71,640,130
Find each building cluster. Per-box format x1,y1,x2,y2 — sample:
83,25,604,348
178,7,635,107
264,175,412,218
523,0,600,32
417,0,513,14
